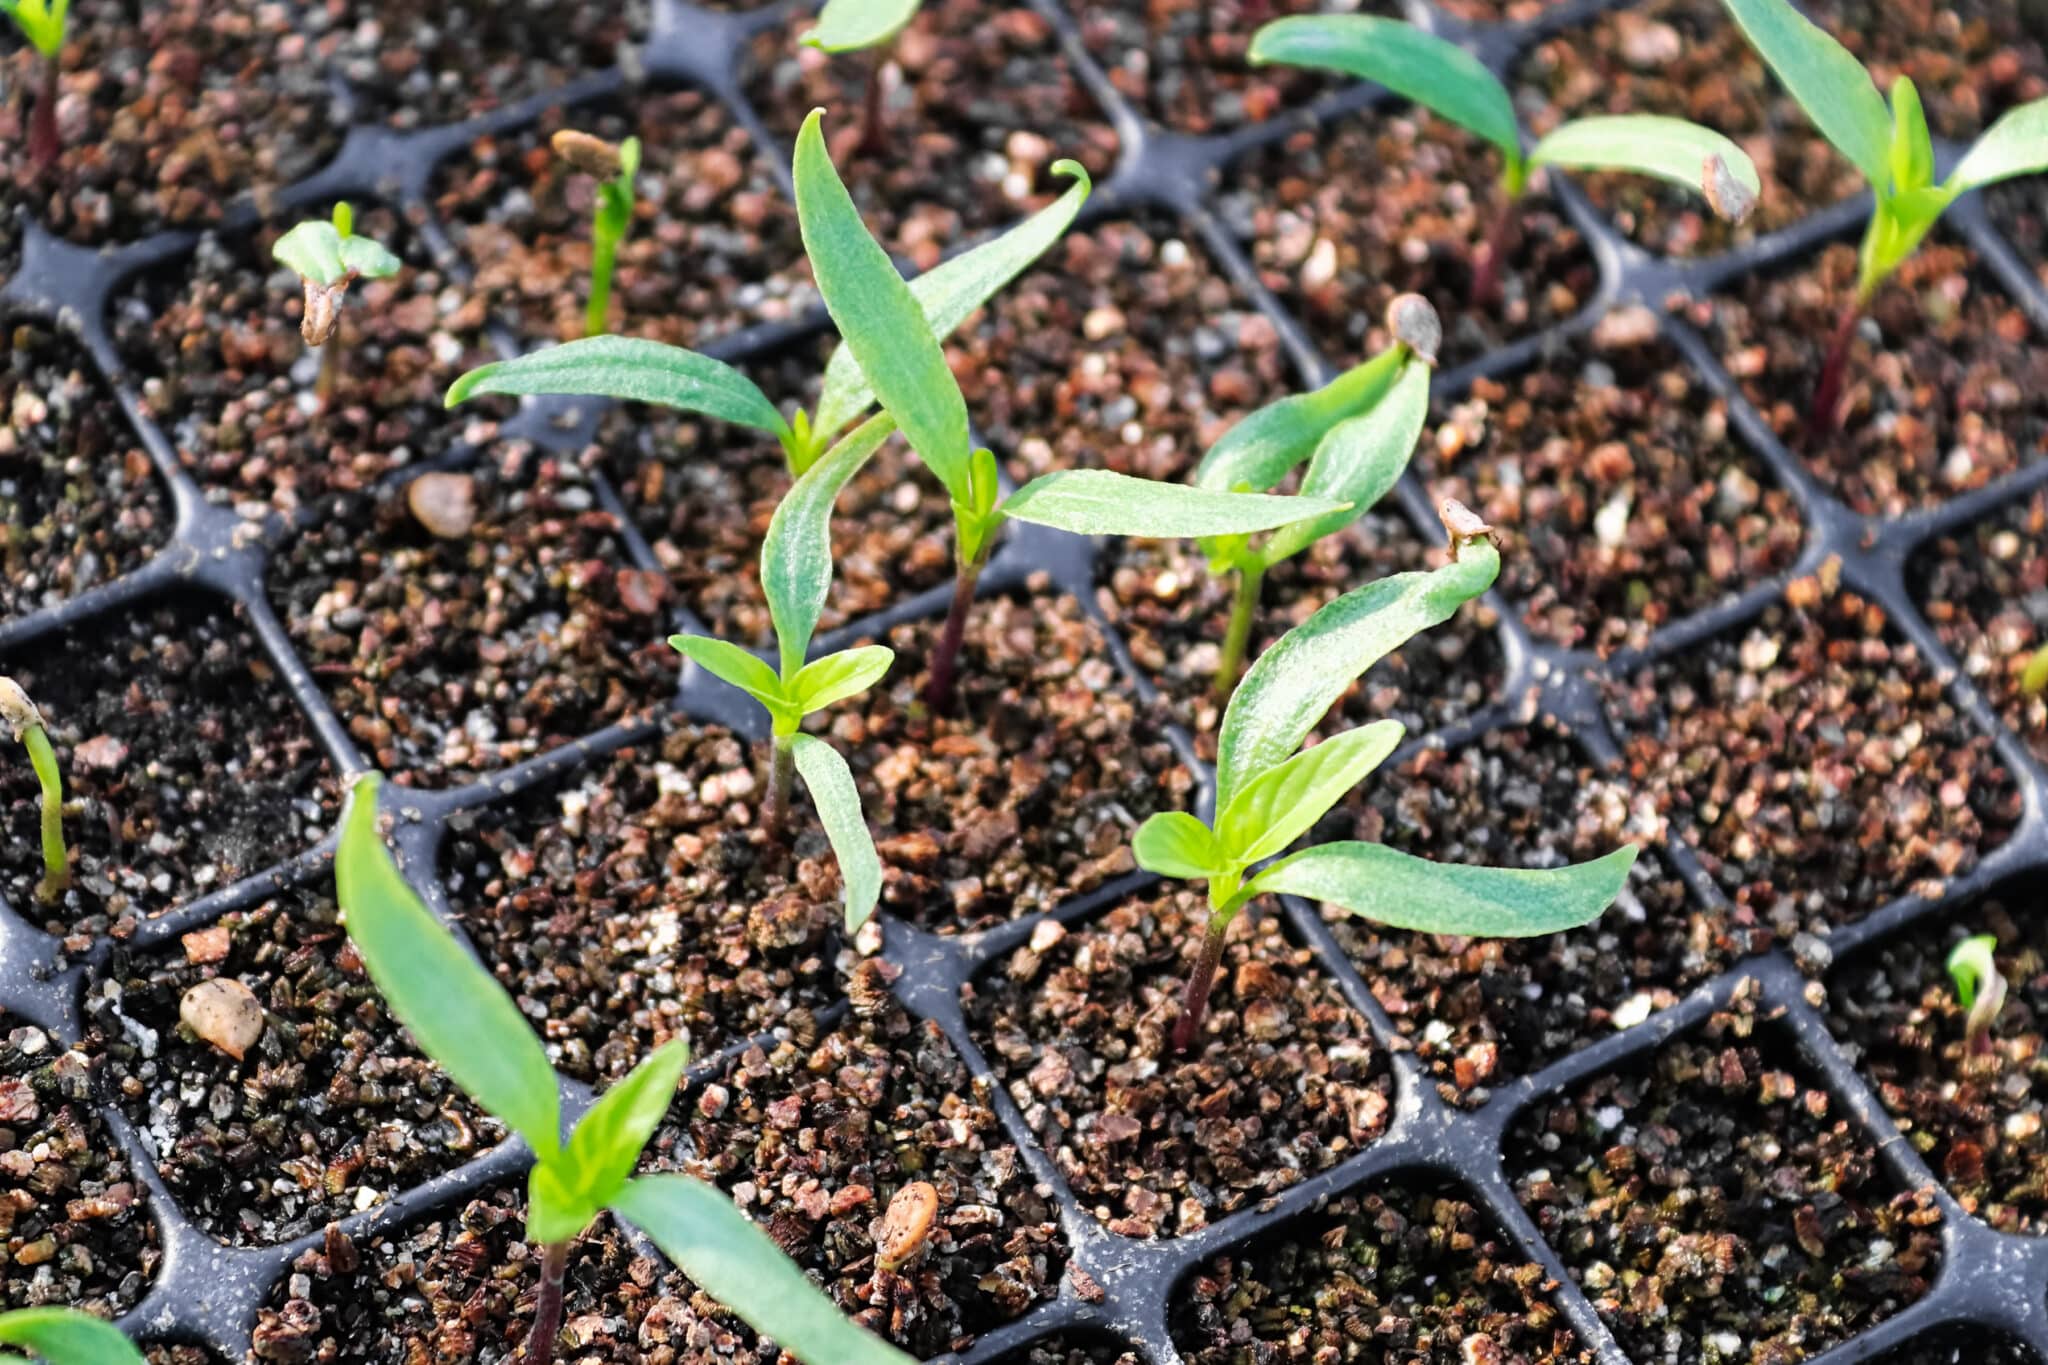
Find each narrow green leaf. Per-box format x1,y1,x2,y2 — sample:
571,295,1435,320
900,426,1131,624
1887,77,1934,193
762,412,897,675
1247,841,1638,937
1259,361,1428,568
1721,0,1891,187
1216,544,1500,812
613,1176,918,1365
1196,345,1405,495
533,1036,691,1241
1002,470,1349,538
1218,720,1405,864
791,736,882,933
1248,16,1521,165
802,0,920,52
444,337,789,437
338,235,403,280
1529,115,1761,205
670,636,791,718
0,1309,146,1365
790,645,894,715
812,162,1093,442
1132,811,1227,879
794,109,972,500
337,776,561,1159
2022,642,2048,696
1947,98,2048,195
272,220,348,287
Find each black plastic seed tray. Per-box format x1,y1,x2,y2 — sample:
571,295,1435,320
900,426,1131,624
1,0,2046,1359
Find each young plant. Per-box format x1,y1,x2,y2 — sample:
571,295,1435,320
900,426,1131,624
1,0,67,174
1717,0,2048,432
1132,502,1637,1052
272,203,403,413
551,130,642,338
0,677,66,905
336,777,915,1365
1947,933,2008,1055
1248,14,1762,306
0,1306,145,1365
801,0,923,156
2023,642,2048,699
669,412,896,930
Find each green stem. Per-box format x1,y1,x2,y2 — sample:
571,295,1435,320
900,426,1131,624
585,232,618,338
762,731,796,840
1214,560,1264,696
524,1239,570,1365
23,724,65,904
1171,908,1234,1054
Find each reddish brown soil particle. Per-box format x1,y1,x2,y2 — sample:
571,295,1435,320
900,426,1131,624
968,887,1392,1238
1511,993,1944,1363
1803,0,2048,142
1911,489,2048,771
1172,1184,1588,1363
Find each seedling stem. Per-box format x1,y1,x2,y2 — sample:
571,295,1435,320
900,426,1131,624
0,677,67,904
1808,282,1873,437
764,730,798,840
526,1239,571,1365
925,554,984,712
860,50,890,157
1214,557,1264,697
30,52,59,173
1173,906,1235,1052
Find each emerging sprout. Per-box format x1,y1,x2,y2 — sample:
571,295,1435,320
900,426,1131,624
1130,527,1636,1051
0,1306,145,1364
551,130,642,338
0,0,68,174
0,677,66,905
2022,642,2048,698
1249,15,1762,307
271,203,404,412
801,0,924,155
1718,0,2048,433
336,777,915,1365
1947,934,2008,1054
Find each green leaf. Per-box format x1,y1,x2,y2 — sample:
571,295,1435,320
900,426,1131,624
1196,346,1405,495
2022,642,2048,696
802,0,920,52
1216,544,1500,812
790,645,894,714
670,636,793,721
338,235,402,280
529,1036,692,1243
794,109,972,500
1248,16,1521,166
1258,360,1427,568
1002,470,1349,538
812,161,1093,443
272,220,349,287
613,1176,918,1365
1529,115,1762,205
444,337,790,439
762,413,897,675
1721,0,1891,187
1887,77,1934,193
0,1308,146,1365
1946,98,2048,195
791,736,882,933
337,776,561,1160
1131,811,1227,879
1217,721,1404,864
1246,841,1638,937
0,0,67,57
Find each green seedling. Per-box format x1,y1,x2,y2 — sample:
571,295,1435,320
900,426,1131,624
272,203,403,413
552,130,642,337
2022,642,2048,698
1133,501,1637,1052
0,1306,145,1364
802,0,923,156
670,413,895,930
1249,14,1761,307
0,677,66,905
336,777,915,1365
1,0,67,174
1947,933,2008,1054
1717,0,2048,433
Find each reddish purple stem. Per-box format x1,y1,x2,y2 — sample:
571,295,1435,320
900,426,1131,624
524,1239,569,1365
1806,296,1864,439
922,560,981,713
1469,194,1519,312
28,55,60,175
1171,916,1231,1054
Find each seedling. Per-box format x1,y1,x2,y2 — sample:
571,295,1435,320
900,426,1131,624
0,677,66,904
336,777,915,1365
1,0,67,174
552,130,642,338
0,1306,145,1364
2022,642,2048,698
669,412,896,930
1132,502,1637,1052
1716,0,2048,433
1248,15,1761,306
801,0,923,155
1947,934,2008,1055
271,203,403,413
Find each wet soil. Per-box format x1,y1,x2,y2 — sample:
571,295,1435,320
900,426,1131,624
1989,178,2048,292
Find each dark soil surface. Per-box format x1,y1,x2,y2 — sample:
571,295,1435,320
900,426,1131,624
113,209,511,521
1989,178,2048,292
1421,317,1805,655
1875,1332,2045,1365
437,727,842,1083
430,91,811,351
1805,0,2048,142
1323,723,1728,1107
1171,1182,1588,1364
0,321,170,621
741,0,1121,270
0,595,339,937
1216,108,1596,371
1826,892,2048,1236
86,886,505,1247
1604,576,2020,949
996,1337,1140,1365
841,589,1193,932
272,453,678,789
0,0,342,245
1510,994,1944,1363
1693,239,2048,519
967,886,1392,1238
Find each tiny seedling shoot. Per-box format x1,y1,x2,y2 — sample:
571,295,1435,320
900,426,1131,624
0,677,66,905
1717,0,2048,433
0,1305,145,1365
1248,14,1762,307
1132,501,1636,1052
801,0,924,155
271,203,403,413
1947,934,2008,1055
336,777,916,1365
0,0,67,174
551,129,642,338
